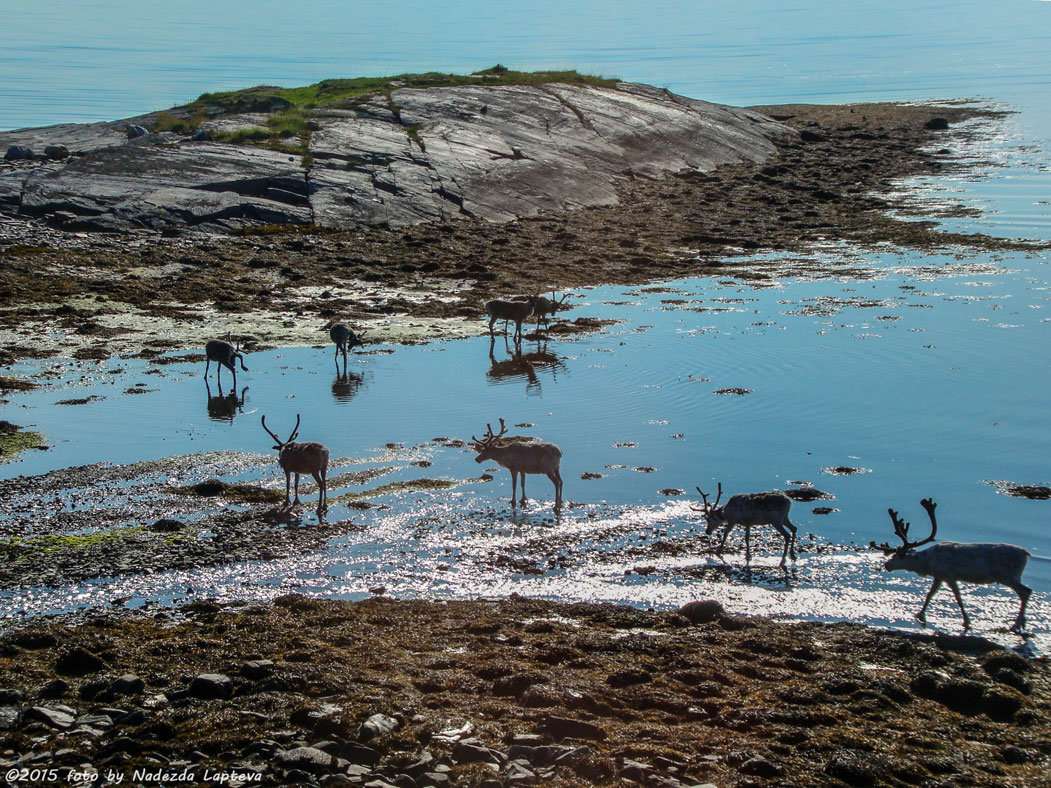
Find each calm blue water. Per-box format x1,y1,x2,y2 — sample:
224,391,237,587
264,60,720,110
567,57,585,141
1,1,1050,644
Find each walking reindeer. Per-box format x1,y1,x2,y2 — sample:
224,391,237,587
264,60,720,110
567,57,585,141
693,483,798,567
485,292,541,342
204,338,248,387
472,418,563,511
872,498,1032,632
530,290,571,328
261,414,330,513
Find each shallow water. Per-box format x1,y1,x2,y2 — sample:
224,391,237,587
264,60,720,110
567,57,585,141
3,236,1050,646
2,2,1051,647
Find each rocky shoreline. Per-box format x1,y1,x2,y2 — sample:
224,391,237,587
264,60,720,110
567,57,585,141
0,596,1048,788
1,98,1046,365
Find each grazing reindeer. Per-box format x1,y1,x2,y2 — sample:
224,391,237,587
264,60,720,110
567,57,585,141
472,418,563,510
694,483,797,567
485,291,541,341
204,338,248,387
329,323,365,364
872,498,1031,632
530,290,571,328
261,414,330,512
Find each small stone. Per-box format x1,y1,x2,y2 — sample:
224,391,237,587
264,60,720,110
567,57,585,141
741,756,782,778
126,124,149,139
452,741,501,765
276,746,334,774
0,688,24,704
678,600,724,624
540,715,606,741
25,705,76,730
341,741,381,765
43,145,70,160
39,678,70,699
924,117,950,130
108,675,145,696
0,706,20,730
190,129,212,141
358,713,399,742
241,659,275,680
493,672,548,697
188,673,233,700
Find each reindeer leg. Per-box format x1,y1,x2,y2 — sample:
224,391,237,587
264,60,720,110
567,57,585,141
284,471,292,506
917,579,942,624
947,580,971,630
744,524,752,564
777,525,791,568
1007,581,1031,632
489,316,497,336
546,472,561,510
786,519,797,561
520,473,527,506
715,525,732,556
510,471,518,508
311,471,325,511
204,358,210,378
293,474,301,505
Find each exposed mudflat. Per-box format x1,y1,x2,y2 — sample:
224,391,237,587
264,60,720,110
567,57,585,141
0,597,1048,787
1,102,1044,364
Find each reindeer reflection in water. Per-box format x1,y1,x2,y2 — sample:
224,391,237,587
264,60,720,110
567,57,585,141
204,380,248,422
487,334,564,395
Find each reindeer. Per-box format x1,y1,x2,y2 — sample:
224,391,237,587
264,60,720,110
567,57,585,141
261,414,330,512
485,291,541,341
530,290,571,329
205,380,248,423
872,498,1031,632
204,338,248,387
693,483,797,567
471,418,563,510
329,323,365,364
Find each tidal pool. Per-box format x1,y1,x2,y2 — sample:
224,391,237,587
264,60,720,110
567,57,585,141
2,236,1049,649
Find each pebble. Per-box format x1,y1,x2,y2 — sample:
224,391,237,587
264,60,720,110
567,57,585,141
187,673,233,700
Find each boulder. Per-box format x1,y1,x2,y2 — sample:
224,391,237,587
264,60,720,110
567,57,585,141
44,145,70,159
126,124,149,139
4,145,34,161
678,599,725,624
188,673,233,700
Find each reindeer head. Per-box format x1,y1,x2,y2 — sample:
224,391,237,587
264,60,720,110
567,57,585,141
349,329,366,350
471,418,509,463
261,414,301,451
872,498,938,570
692,483,725,533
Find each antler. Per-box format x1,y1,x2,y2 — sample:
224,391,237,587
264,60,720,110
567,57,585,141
261,415,283,446
917,498,938,546
691,482,723,513
871,499,939,554
286,414,301,444
472,418,508,447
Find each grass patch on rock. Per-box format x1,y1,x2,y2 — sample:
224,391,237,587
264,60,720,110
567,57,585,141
0,421,45,463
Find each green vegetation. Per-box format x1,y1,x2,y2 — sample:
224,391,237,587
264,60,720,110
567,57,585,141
157,67,617,159
0,421,44,463
170,479,284,504
0,526,144,560
327,477,463,505
188,67,616,115
153,111,207,134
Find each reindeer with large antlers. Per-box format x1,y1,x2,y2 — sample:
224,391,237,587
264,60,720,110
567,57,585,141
694,483,798,567
872,498,1032,632
204,338,248,387
261,414,330,513
471,418,563,511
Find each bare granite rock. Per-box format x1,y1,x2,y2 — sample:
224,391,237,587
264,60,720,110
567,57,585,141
0,82,787,232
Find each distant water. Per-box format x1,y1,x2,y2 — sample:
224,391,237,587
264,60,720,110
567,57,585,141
1,0,1049,131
